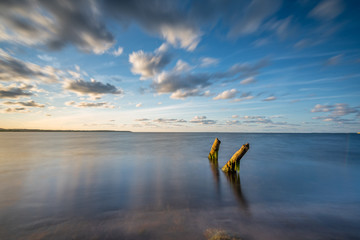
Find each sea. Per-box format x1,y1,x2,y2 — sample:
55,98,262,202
0,132,359,240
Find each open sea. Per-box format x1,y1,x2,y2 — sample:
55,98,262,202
0,132,359,240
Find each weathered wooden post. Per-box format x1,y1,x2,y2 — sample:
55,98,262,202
208,138,221,162
222,143,249,172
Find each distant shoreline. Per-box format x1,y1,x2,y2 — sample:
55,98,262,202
0,129,131,132
0,129,356,133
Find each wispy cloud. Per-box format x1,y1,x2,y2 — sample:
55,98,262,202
129,44,171,79
228,0,282,37
226,120,241,125
263,96,277,101
103,1,201,51
65,79,122,96
232,92,255,102
213,89,238,100
0,0,115,54
242,115,297,126
324,54,343,66
0,49,60,83
240,77,256,85
153,69,211,97
189,116,216,125
2,107,30,113
200,57,219,67
140,56,269,99
112,46,123,57
37,54,55,62
3,100,45,107
135,118,150,122
308,0,344,21
311,103,359,123
0,84,33,99
65,101,115,108
170,89,210,100
153,118,187,124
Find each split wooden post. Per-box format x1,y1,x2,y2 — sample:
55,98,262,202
222,143,249,172
208,138,221,162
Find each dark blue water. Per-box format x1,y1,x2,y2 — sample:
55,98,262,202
0,133,359,239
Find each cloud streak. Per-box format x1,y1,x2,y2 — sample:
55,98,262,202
189,116,216,125
0,0,115,54
66,101,115,108
311,103,360,124
102,0,201,51
3,100,44,107
213,89,238,100
0,49,59,83
65,79,122,96
309,0,344,21
0,84,33,99
131,47,269,99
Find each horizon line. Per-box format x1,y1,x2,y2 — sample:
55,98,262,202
0,128,358,134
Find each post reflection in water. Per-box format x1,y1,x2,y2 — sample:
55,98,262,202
208,159,249,213
223,171,249,213
208,159,220,194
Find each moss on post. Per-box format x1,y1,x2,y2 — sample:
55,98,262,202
222,143,249,172
208,138,221,162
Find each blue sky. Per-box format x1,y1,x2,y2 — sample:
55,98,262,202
0,0,359,132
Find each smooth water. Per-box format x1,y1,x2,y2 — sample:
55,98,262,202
0,133,359,239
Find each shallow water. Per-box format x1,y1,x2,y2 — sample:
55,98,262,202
0,132,359,239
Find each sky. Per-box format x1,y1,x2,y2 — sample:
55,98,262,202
0,0,359,132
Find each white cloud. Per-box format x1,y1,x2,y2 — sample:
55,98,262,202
200,57,219,67
170,89,209,99
213,89,238,100
311,104,332,113
112,47,124,56
312,103,358,116
240,77,256,85
65,101,115,108
173,60,192,72
263,96,276,101
65,101,75,106
311,103,360,124
129,44,171,79
190,116,216,125
242,115,296,126
160,25,201,51
233,92,255,102
309,0,344,21
153,118,187,124
226,120,241,125
68,70,81,79
37,54,55,62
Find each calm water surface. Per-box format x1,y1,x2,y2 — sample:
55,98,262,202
0,133,359,239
